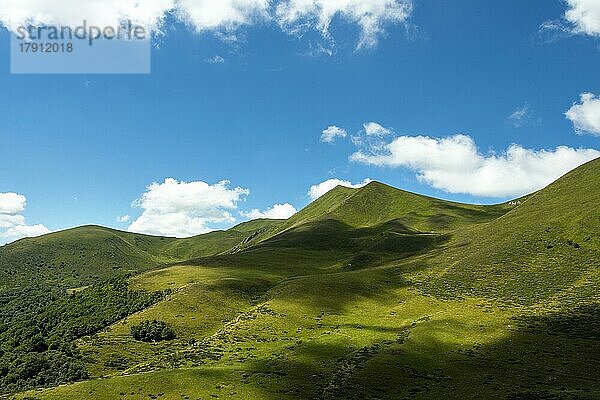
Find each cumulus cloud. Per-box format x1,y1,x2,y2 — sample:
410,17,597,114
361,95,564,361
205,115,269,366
241,203,297,219
127,178,249,237
276,0,412,49
0,192,26,215
0,0,411,48
0,192,50,244
321,125,347,143
308,178,372,200
0,213,26,228
566,93,600,136
2,225,50,242
350,134,600,198
175,0,270,32
564,0,600,36
540,0,600,39
0,0,174,33
117,215,131,223
364,121,393,136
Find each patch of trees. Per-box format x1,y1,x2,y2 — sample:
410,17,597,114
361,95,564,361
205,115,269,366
131,320,176,342
0,276,169,394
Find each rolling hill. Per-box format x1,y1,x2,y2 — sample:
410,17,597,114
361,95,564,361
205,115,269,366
419,157,600,305
0,219,283,289
233,181,512,251
3,158,600,399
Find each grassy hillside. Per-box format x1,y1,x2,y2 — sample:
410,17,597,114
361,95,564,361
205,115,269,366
160,219,285,260
238,182,512,250
230,219,285,234
0,219,284,395
315,181,509,230
418,157,600,305
0,220,283,290
0,226,169,289
18,259,600,399
7,160,600,399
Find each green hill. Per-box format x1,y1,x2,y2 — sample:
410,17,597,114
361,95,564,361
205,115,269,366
4,159,600,399
236,181,511,250
308,181,509,230
0,226,167,289
156,219,285,261
0,219,283,290
419,157,600,305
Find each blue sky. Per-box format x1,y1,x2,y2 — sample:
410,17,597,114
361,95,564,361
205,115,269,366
1,0,600,241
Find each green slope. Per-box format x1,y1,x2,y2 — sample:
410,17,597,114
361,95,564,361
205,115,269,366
312,181,509,230
151,219,285,261
229,218,285,234
236,181,511,251
0,219,285,395
419,157,600,305
0,226,169,289
0,219,283,290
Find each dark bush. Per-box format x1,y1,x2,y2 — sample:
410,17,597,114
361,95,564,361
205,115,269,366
131,320,176,342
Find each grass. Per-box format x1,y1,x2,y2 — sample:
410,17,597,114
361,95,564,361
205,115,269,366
7,158,600,399
17,257,600,399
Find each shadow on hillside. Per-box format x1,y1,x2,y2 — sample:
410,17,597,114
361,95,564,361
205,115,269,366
515,303,600,340
431,200,507,222
254,218,448,253
178,243,433,316
182,219,448,298
264,262,423,314
17,302,600,399
236,305,600,400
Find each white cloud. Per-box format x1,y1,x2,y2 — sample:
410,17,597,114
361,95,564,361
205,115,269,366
0,0,411,49
565,93,600,136
117,215,131,223
364,121,392,136
508,105,529,126
308,178,372,200
275,0,413,49
241,203,298,219
175,0,270,32
0,192,26,214
2,225,50,243
321,125,347,143
0,213,26,228
0,0,268,34
540,0,600,40
0,0,174,33
564,0,600,36
128,178,249,237
350,134,600,198
0,192,50,244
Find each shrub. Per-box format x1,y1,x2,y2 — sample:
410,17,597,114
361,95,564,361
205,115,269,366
130,320,176,342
